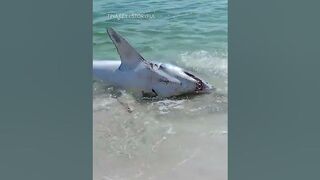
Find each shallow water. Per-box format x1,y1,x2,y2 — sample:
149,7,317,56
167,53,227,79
93,0,227,179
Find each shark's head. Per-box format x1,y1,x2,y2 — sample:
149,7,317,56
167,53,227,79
150,63,213,96
106,27,214,97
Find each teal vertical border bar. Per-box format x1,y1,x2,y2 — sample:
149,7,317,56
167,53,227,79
0,0,92,180
229,0,320,179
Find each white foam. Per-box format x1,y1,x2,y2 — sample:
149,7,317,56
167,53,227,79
179,50,228,78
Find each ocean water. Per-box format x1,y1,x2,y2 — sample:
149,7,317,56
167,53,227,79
93,0,227,180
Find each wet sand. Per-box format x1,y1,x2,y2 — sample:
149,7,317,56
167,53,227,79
93,92,227,180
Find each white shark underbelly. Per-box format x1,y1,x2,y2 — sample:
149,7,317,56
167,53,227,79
93,60,154,92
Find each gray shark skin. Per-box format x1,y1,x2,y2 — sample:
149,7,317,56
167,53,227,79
93,28,213,98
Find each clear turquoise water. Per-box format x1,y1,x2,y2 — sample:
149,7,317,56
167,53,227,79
93,0,227,61
93,1,227,180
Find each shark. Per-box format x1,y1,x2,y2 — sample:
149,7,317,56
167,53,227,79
93,28,213,98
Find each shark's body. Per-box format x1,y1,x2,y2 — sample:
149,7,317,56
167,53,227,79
93,28,213,98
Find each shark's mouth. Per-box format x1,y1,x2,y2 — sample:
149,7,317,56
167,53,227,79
184,71,204,92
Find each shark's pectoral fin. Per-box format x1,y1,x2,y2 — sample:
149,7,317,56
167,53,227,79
107,28,147,71
141,89,158,98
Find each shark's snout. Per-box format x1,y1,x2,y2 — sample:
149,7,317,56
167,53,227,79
196,79,214,93
183,71,213,94
201,81,214,93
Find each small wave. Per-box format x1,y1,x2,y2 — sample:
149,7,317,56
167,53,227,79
179,50,227,78
151,99,186,114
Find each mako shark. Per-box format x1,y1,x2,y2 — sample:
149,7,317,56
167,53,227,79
93,28,213,98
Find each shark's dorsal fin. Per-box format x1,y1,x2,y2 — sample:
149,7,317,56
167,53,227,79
107,28,147,71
